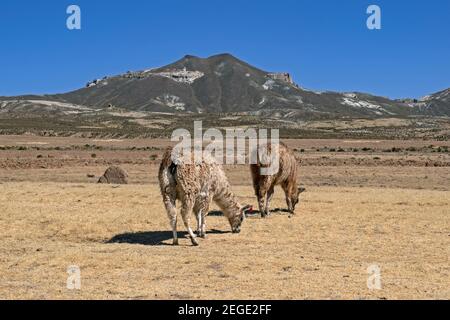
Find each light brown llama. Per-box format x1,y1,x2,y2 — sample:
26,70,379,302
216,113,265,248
159,147,252,246
250,142,305,218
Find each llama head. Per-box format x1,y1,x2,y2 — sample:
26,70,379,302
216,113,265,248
229,205,252,233
290,186,306,212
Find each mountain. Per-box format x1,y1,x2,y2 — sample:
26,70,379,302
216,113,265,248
1,53,449,119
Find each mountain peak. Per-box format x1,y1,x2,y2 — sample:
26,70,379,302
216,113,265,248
206,53,248,64
180,53,239,62
182,54,199,60
208,53,236,59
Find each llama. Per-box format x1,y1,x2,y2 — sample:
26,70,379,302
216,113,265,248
159,147,252,246
250,142,305,218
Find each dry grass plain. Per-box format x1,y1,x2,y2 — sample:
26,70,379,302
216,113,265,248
0,136,449,300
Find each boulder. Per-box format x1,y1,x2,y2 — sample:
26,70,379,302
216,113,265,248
98,166,128,184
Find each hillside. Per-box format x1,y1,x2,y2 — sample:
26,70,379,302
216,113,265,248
1,54,448,119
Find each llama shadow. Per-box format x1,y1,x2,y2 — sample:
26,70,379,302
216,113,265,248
209,210,262,218
107,208,294,246
107,229,230,246
208,210,225,216
211,209,291,218
270,208,292,214
249,208,292,216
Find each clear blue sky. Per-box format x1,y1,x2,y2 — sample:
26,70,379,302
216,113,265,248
0,0,449,98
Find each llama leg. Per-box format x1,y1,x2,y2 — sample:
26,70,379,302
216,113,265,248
196,211,206,238
163,196,178,245
201,214,207,238
200,201,209,238
195,210,206,238
283,186,294,213
181,201,199,246
193,200,203,236
258,190,267,218
195,210,202,236
266,186,275,216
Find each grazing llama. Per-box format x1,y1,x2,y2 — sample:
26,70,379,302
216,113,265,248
159,147,252,246
250,142,305,217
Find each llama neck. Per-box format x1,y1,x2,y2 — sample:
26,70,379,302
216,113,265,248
214,183,241,218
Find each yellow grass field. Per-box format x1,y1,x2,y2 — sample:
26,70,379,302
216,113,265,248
1,182,448,300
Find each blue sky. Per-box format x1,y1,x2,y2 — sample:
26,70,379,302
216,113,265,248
0,0,449,98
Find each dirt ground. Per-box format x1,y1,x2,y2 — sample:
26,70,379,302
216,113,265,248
0,136,449,300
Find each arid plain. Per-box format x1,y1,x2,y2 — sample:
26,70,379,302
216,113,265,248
0,136,449,299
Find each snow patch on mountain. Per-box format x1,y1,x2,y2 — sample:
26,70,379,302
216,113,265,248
420,89,450,102
300,86,324,95
0,100,96,115
152,94,186,111
263,79,276,90
434,90,450,101
27,100,94,111
341,97,391,115
344,93,358,99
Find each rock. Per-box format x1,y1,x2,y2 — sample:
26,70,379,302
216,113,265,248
267,72,295,85
98,166,128,184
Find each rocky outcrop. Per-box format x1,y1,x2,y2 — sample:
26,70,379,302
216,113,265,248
268,72,295,85
153,68,204,84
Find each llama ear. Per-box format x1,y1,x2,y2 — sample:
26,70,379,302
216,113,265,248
241,205,253,217
298,187,306,194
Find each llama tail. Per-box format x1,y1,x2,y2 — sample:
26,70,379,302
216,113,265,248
168,162,177,182
158,148,178,194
